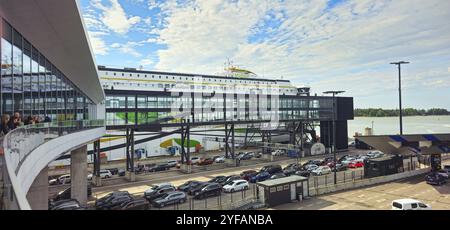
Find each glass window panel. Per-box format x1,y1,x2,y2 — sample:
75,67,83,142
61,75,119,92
2,20,13,113
23,40,32,116
12,29,23,113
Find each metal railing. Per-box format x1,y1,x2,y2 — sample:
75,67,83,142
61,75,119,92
3,120,104,176
0,119,104,210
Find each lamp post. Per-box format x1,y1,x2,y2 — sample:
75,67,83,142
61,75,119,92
323,90,345,184
390,61,410,135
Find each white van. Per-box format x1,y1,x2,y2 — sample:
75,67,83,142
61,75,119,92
391,199,432,210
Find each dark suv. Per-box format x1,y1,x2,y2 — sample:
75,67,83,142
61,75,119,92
52,185,92,202
425,172,446,186
144,185,176,201
260,165,282,174
148,164,171,172
193,183,222,199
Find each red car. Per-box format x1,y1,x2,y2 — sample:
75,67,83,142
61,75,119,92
348,161,364,168
240,170,258,181
197,158,214,166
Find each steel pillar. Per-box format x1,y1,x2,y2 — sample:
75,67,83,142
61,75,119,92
125,128,135,172
224,123,236,159
180,120,191,164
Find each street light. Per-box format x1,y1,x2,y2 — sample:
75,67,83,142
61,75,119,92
390,61,410,135
323,90,345,185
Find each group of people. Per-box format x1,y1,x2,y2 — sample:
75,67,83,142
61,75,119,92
0,112,51,136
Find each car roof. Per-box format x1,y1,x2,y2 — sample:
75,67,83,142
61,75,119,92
393,199,422,204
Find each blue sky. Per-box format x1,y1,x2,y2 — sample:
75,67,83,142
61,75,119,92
80,0,450,109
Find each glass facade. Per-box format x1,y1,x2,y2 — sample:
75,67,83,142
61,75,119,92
0,19,93,120
104,91,335,126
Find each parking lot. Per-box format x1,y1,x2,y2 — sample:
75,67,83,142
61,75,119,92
272,173,450,210
48,148,432,210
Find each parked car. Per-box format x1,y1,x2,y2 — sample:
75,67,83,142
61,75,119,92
436,169,450,179
144,183,173,195
119,198,149,210
332,164,347,172
294,170,311,177
193,183,222,199
214,156,226,163
271,150,284,156
391,199,432,210
190,157,201,164
198,158,214,166
443,165,450,171
95,191,130,208
152,191,187,208
304,164,319,172
425,173,446,185
187,182,210,196
178,181,204,192
118,169,126,177
249,171,271,183
255,152,262,158
52,185,92,202
144,185,177,202
100,170,113,178
283,163,301,171
240,152,254,160
268,173,287,180
167,160,178,167
348,141,356,148
260,165,282,174
49,174,71,185
148,164,171,172
348,161,364,168
240,170,258,181
87,169,112,180
209,176,228,184
340,157,357,166
97,195,134,210
223,179,249,193
311,166,332,176
367,151,384,159
337,155,350,163
220,175,241,186
311,159,325,166
105,168,119,175
50,199,84,210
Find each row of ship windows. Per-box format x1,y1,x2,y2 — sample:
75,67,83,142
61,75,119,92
102,82,297,93
102,72,278,85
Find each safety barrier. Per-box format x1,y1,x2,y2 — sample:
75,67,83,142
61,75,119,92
1,120,105,210
308,167,430,197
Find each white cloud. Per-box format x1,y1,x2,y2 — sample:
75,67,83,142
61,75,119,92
92,0,141,34
140,58,153,66
82,0,450,108
140,0,450,108
110,41,144,57
87,31,109,55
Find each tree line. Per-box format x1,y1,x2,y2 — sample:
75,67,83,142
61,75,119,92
354,108,450,117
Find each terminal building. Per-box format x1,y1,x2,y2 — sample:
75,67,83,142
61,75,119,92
0,0,105,210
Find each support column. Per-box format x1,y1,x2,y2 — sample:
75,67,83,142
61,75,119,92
92,140,102,187
71,145,88,206
26,167,48,210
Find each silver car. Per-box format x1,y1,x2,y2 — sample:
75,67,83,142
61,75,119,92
152,191,187,208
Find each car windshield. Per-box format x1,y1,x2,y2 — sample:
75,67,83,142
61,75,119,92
392,202,403,209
